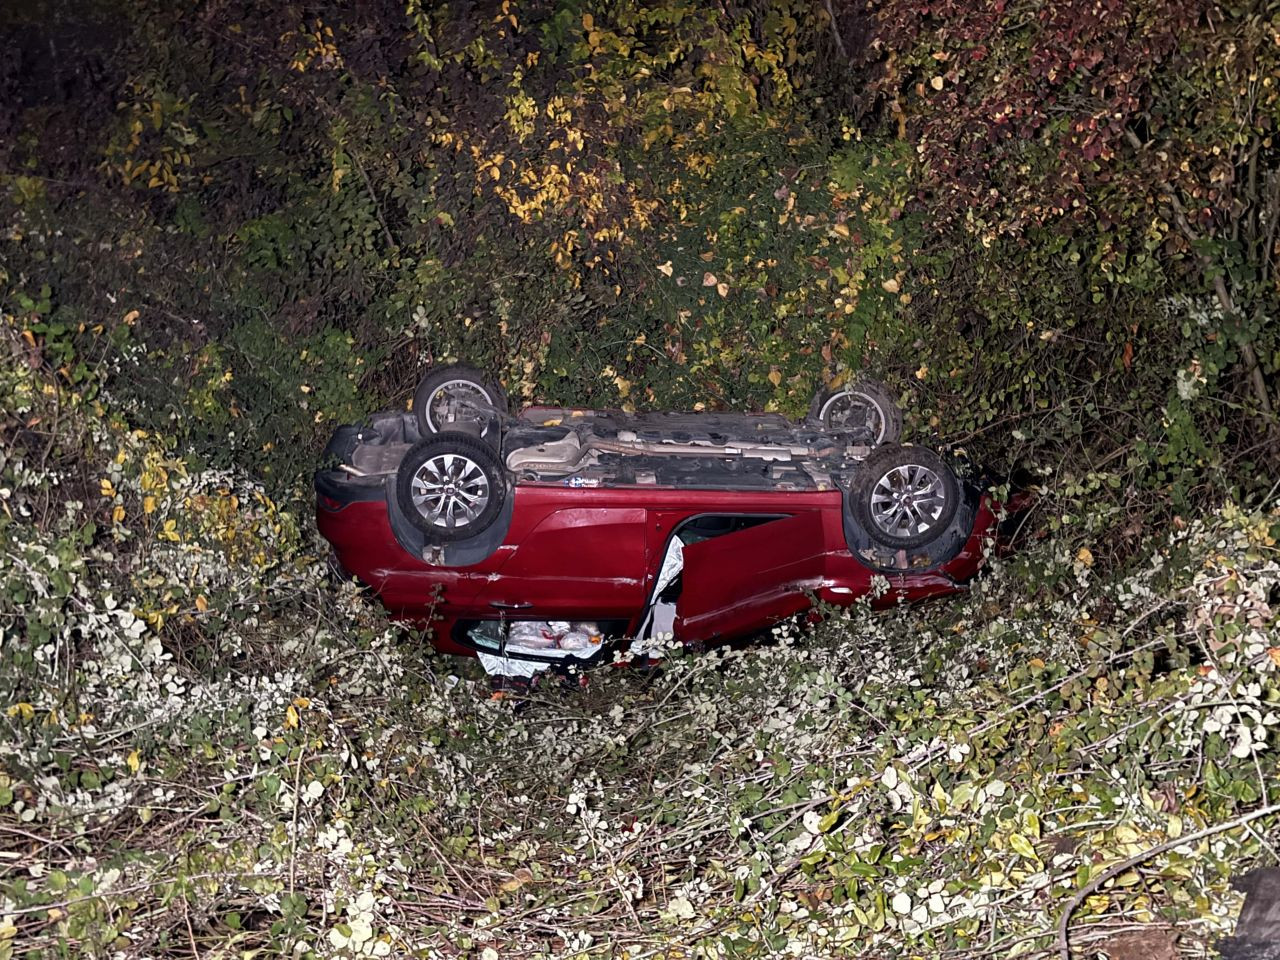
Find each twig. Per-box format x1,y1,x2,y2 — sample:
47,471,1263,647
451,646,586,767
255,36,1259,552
182,893,201,959
821,0,849,61
0,823,77,860
947,402,1069,444
1055,801,1280,960
350,148,398,253
288,742,305,894
3,870,287,917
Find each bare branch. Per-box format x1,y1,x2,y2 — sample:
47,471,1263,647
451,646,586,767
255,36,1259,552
1056,801,1280,960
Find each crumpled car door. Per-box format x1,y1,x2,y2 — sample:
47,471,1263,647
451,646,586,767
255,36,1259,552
675,511,830,645
477,503,649,622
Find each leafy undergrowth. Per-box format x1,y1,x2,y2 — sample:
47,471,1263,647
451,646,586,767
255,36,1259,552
4,2,1280,952
4,447,1280,960
3,319,1280,960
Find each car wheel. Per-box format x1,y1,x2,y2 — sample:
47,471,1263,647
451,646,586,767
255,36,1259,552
396,433,507,541
808,379,902,445
850,444,959,549
412,363,506,438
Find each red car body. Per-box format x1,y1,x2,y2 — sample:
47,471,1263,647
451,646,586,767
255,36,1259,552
316,404,1008,664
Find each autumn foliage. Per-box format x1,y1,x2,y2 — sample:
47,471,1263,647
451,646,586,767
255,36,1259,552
4,3,1280,958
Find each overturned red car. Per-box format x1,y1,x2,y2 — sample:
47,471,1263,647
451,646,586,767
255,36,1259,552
316,364,1016,671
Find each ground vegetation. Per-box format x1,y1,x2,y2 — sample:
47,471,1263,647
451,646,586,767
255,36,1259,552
2,1,1280,957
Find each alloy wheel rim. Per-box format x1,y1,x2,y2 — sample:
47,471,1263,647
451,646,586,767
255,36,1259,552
820,390,887,444
426,380,493,434
869,463,947,539
410,453,491,529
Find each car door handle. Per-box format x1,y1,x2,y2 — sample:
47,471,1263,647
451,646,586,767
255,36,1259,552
489,601,533,610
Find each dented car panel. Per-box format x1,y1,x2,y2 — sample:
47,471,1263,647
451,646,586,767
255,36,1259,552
674,510,830,642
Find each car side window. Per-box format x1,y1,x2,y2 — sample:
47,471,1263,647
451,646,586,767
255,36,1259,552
676,514,782,545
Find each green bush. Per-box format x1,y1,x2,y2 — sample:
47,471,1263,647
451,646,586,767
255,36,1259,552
3,2,1280,956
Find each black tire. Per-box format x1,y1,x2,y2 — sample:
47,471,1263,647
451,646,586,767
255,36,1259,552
412,364,507,438
807,379,902,445
850,444,959,549
396,433,507,541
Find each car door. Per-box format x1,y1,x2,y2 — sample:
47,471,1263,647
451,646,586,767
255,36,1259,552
674,510,830,645
476,498,650,622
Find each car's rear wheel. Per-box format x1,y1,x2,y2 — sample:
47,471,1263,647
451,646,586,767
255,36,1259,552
412,363,506,438
850,444,959,549
396,433,506,541
808,379,902,445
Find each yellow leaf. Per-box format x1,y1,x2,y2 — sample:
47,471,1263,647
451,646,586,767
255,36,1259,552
127,749,141,774
195,595,208,613
582,12,593,30
1076,547,1094,567
284,704,300,730
1114,823,1140,844
143,496,156,514
915,365,928,380
6,702,34,721
832,222,850,238
881,277,900,294
716,282,729,297
500,867,535,892
112,505,126,524
1008,833,1038,859
100,478,116,498
657,261,673,277
768,369,782,387
931,76,945,90
293,697,311,709
122,309,140,325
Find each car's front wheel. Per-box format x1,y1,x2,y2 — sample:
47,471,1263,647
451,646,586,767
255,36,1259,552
850,443,959,549
396,433,507,541
412,363,506,439
808,379,902,445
